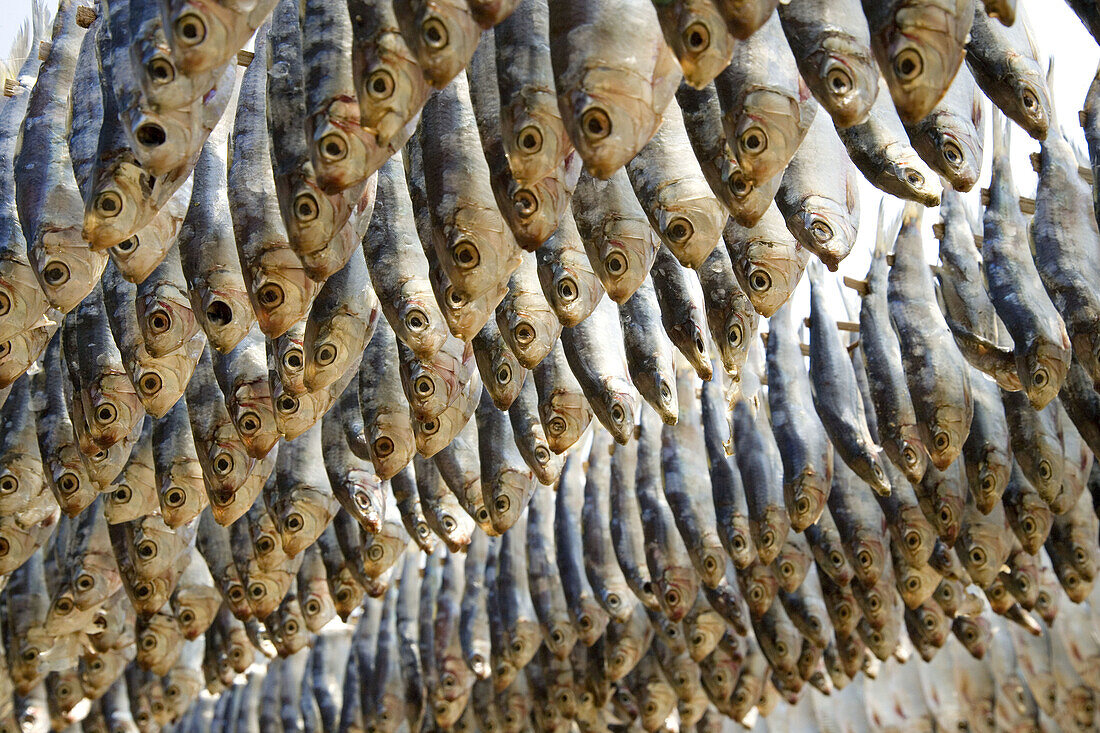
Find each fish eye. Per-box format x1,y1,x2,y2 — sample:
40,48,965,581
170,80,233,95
420,419,439,435
739,127,767,154
682,21,710,53
856,549,874,569
256,535,275,554
514,323,536,345
980,475,995,493
610,403,626,424
0,341,9,360
446,287,465,307
335,588,351,603
476,507,490,524
139,372,163,397
942,141,963,167
148,309,172,334
0,293,9,317
1037,461,1052,481
729,171,752,198
810,219,833,242
516,125,543,154
1032,367,1049,388
282,348,304,371
174,12,206,46
780,561,793,577
404,307,428,333
112,484,131,502
136,540,157,560
135,123,167,148
94,191,123,218
795,496,811,515
1075,547,1088,565
249,583,266,599
1021,89,1038,111
938,506,951,524
421,17,449,49
604,251,628,276
969,547,987,566
305,599,321,615
237,411,261,436
933,431,950,451
452,240,480,270
257,283,285,309
727,323,743,347
495,363,512,385
54,597,73,614
547,416,567,436
366,69,394,100
826,67,852,95
868,595,881,611
413,375,435,397
829,550,844,567
0,475,16,494
893,49,923,82
556,277,578,303
277,394,299,414
923,615,936,630
513,188,539,219
1022,517,1036,534
294,193,319,222
494,495,511,514
75,573,94,591
442,515,457,532
904,531,921,550
164,487,187,508
318,133,348,162
315,343,338,366
904,168,925,187
206,300,233,326
748,269,772,292
664,589,680,608
212,452,234,477
43,261,70,286
665,217,694,244
659,380,673,404
581,108,612,141
147,57,175,84
93,403,117,426
732,534,746,551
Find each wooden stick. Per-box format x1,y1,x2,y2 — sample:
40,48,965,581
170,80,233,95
980,188,1035,216
761,331,810,356
886,253,894,266
1028,151,1094,184
931,222,984,247
2,79,15,98
237,50,254,67
37,41,50,61
842,276,868,296
75,5,97,28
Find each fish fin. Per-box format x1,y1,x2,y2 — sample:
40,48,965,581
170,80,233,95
991,106,1008,163
901,201,923,229
30,0,51,45
806,257,823,286
873,198,890,258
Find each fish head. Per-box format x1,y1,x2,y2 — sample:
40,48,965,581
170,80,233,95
920,479,964,549
729,90,805,184
884,145,944,206
497,303,560,372
728,668,765,722
272,486,335,556
737,238,808,319
338,469,386,533
137,287,198,358
971,445,1012,514
44,586,99,637
772,545,811,595
1010,491,1052,556
540,389,591,454
0,259,51,343
126,105,196,177
202,433,253,501
486,467,535,535
502,159,581,252
83,160,155,250
329,566,365,621
360,524,407,579
805,39,879,128
1019,343,1069,411
298,579,335,633
593,378,637,444
714,304,756,384
591,223,658,305
638,677,678,732
136,614,183,676
849,531,888,589
895,559,940,609
858,616,898,662
750,505,790,566
500,90,571,187
542,250,602,330
195,275,254,354
429,501,475,553
785,194,858,271
394,291,450,362
909,601,950,653
172,588,221,641
273,387,325,441
984,575,1016,614
30,229,106,313
304,307,377,395
665,6,736,89
959,528,1010,590
444,205,521,301
404,349,461,421
248,260,316,341
228,386,279,459
272,329,307,396
242,566,294,619
81,649,128,698
700,650,738,702
874,4,969,124
356,39,431,143
655,565,698,623
740,562,778,621
281,174,344,257
891,504,937,570
952,614,991,660
157,460,207,528
164,0,236,74
574,597,610,647
365,410,415,481
1005,559,1039,610
267,603,309,657
132,353,190,420
1052,559,1092,604
605,633,643,682
310,105,383,195
414,398,471,459
561,72,661,180
723,512,757,569
1007,71,1051,141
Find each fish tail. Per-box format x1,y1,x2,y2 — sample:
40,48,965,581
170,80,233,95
873,199,889,258
901,201,923,229
1045,57,1060,132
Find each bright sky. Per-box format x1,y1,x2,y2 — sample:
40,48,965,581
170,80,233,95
0,0,1096,321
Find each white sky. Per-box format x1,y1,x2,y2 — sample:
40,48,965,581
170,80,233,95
0,0,1095,322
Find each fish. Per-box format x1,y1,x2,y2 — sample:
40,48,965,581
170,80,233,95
363,154,449,361
555,456,611,646
534,208,603,329
662,372,726,589
359,318,416,480
714,13,815,186
828,458,890,589
419,74,521,303
15,1,106,313
677,82,783,228
495,513,542,682
228,27,317,339
393,0,480,89
916,459,967,548
430,413,492,536
507,372,563,486
732,384,790,566
547,0,679,178
468,31,581,253
626,106,724,270
878,461,938,571
966,3,1050,140
858,208,929,484
957,493,1014,589
955,369,1013,515
302,0,386,193
618,277,678,423
496,254,561,370
170,551,222,641
697,242,758,388
459,531,494,679
303,249,379,393
210,324,279,460
388,467,435,553
413,360,481,458
983,115,1070,408
1002,460,1053,555
158,0,278,74
581,428,634,622
415,454,475,551
477,389,538,534
890,202,974,471
778,0,878,128
322,384,387,533
636,406,699,623
152,397,207,528
808,265,891,494
266,0,375,282
1002,389,1063,508
178,120,257,355
836,77,943,205
772,530,813,596
607,436,660,611
654,0,737,89
269,422,341,556
1045,492,1098,601
472,315,527,412
904,65,985,193
724,203,809,319
935,188,1021,391
863,0,974,124
649,245,712,381
528,479,580,655
701,375,756,569
128,0,229,110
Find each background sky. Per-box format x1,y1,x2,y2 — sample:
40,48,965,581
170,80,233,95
0,0,1096,325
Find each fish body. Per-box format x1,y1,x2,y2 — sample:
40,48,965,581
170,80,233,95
904,65,985,192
